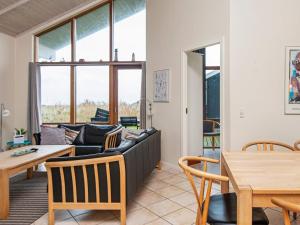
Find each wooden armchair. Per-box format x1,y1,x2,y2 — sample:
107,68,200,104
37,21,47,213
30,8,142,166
242,140,295,151
104,124,123,150
45,153,126,225
271,198,300,225
178,156,269,225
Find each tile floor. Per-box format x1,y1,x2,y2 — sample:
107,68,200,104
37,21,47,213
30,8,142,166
31,157,300,225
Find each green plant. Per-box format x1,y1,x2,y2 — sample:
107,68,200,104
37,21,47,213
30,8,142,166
15,128,27,136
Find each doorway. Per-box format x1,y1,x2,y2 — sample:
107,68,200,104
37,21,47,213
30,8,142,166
182,43,221,171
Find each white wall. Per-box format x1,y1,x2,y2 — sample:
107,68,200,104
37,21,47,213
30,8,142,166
229,0,300,149
146,0,229,164
0,33,15,147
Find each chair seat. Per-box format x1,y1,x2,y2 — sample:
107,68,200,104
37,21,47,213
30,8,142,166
206,193,269,225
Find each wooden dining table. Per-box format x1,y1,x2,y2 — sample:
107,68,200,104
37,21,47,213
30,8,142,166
221,151,300,225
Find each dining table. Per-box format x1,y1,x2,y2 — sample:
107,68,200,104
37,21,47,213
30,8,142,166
221,151,300,225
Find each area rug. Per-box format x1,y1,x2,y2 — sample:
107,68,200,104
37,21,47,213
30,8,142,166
0,173,48,225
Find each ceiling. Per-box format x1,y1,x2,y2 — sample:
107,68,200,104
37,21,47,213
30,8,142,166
0,0,97,36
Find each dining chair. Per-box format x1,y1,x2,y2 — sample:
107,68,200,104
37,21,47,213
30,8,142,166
203,120,220,151
271,198,300,225
242,140,295,152
178,156,269,225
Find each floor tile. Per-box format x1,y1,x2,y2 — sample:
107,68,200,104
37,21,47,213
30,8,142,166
135,190,166,206
56,218,79,225
126,208,159,225
264,208,284,225
163,208,196,225
169,192,196,206
74,210,115,225
163,175,186,185
144,179,170,191
154,185,185,198
146,199,182,217
144,218,171,225
69,209,90,217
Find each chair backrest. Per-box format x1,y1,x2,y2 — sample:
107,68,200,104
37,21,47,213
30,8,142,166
242,140,295,151
203,120,220,133
104,125,123,150
271,198,300,225
120,117,138,126
95,108,110,117
178,156,229,225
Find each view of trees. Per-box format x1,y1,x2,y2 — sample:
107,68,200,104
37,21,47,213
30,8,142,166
42,100,140,123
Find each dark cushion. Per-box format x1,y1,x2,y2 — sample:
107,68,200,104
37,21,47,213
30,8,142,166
106,139,136,153
58,124,84,131
75,146,103,156
144,127,157,135
33,133,41,145
84,124,115,145
207,193,269,225
203,121,214,133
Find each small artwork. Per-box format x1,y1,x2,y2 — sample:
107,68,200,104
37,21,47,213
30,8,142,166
153,69,170,102
285,47,300,114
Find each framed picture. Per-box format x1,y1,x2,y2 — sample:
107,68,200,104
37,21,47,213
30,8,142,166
285,47,300,114
153,69,170,102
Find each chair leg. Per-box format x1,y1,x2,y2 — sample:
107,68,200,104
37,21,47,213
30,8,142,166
48,208,54,225
120,208,126,225
293,212,297,219
212,136,215,151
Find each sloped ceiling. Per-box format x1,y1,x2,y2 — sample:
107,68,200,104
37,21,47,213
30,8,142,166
0,0,96,36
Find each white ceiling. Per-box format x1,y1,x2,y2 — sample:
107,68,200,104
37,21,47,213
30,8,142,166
0,0,97,36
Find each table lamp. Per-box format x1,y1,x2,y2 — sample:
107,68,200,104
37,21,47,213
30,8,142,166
0,104,10,151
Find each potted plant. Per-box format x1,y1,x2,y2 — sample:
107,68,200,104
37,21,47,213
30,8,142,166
14,128,26,144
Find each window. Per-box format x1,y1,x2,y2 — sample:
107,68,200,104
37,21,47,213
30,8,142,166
35,0,146,124
118,69,142,120
114,0,146,61
76,5,110,61
76,66,109,122
41,66,71,123
38,23,71,62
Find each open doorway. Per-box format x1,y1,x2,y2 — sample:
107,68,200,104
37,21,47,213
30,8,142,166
182,43,221,173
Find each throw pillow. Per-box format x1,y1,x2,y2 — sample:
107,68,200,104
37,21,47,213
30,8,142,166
65,128,80,145
60,125,85,145
40,126,66,145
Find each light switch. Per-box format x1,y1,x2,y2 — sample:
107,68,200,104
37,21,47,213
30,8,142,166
240,108,245,118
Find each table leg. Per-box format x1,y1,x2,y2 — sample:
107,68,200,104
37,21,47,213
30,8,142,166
221,154,229,193
27,167,33,179
0,170,9,219
237,187,252,225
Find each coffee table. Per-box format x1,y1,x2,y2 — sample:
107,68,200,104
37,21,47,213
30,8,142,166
0,145,75,219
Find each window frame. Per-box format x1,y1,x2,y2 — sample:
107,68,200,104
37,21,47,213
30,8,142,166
35,0,146,125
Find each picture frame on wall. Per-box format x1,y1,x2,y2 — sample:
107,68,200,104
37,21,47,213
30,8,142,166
285,46,300,114
153,69,170,102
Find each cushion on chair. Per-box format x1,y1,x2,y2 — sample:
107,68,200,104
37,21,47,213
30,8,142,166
206,193,269,225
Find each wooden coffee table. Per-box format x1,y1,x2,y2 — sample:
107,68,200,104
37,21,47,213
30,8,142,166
0,145,75,219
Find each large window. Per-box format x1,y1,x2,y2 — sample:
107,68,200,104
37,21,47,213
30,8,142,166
41,66,71,123
36,0,146,124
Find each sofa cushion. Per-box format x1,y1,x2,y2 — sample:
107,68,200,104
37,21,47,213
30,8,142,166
58,124,85,145
65,128,80,145
75,146,103,156
144,127,157,135
135,133,149,143
106,139,136,153
84,124,116,145
40,126,66,145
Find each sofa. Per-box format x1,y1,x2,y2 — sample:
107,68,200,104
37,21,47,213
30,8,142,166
34,124,161,203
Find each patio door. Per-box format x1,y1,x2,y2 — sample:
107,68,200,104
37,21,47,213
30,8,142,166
114,66,142,126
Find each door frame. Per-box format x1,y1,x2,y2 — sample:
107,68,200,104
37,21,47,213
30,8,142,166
181,37,227,158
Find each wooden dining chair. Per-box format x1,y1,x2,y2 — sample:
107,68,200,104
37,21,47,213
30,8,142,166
178,156,269,225
271,198,300,225
242,140,295,152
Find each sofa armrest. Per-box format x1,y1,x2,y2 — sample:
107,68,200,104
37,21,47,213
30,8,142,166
75,146,103,156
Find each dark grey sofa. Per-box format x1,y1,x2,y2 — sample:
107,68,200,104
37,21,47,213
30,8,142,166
40,126,161,203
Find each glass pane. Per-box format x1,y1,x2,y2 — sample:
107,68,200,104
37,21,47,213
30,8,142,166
76,5,110,61
41,66,71,123
206,44,220,66
118,69,141,122
114,0,146,61
76,66,109,123
38,23,71,62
